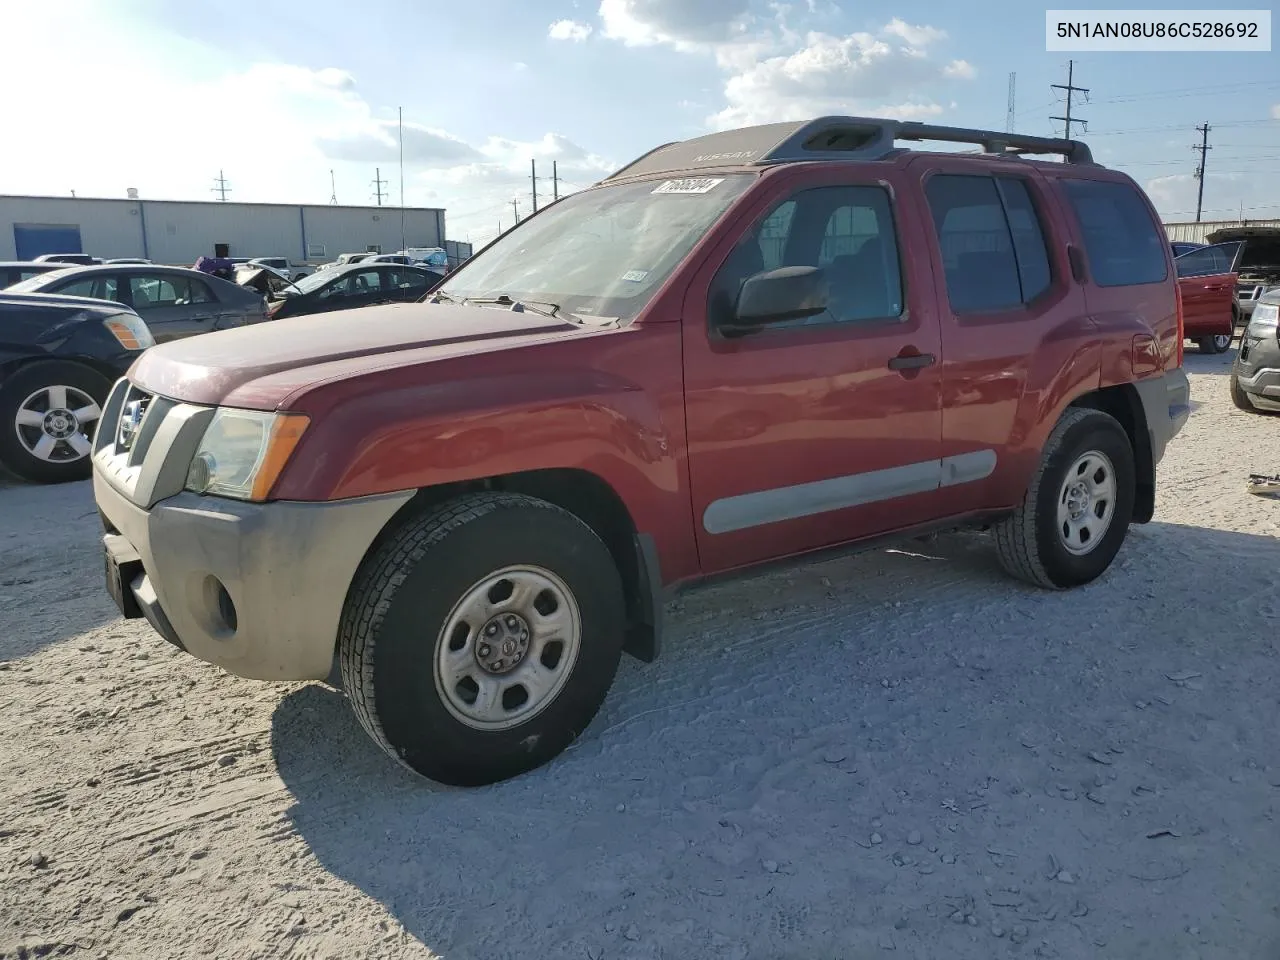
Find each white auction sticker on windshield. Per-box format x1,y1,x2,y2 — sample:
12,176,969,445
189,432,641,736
621,270,649,282
652,177,725,195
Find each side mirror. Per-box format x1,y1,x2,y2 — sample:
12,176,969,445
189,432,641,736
725,266,829,336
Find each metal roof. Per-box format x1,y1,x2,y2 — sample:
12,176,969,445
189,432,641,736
604,116,1094,182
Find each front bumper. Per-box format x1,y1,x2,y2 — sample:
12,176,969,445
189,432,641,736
96,478,412,680
90,376,413,681
1234,333,1280,411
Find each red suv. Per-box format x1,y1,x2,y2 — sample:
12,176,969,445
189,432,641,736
93,117,1190,786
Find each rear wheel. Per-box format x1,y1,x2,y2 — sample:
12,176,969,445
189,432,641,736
0,362,110,484
338,492,626,786
1230,373,1258,412
994,408,1135,589
1198,334,1233,354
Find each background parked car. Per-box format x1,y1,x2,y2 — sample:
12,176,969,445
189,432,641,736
6,264,269,342
105,258,152,265
1230,289,1280,414
0,293,153,483
33,253,103,265
1171,241,1206,257
245,257,313,281
1174,241,1242,353
316,252,374,271
1204,225,1280,323
267,262,443,319
0,261,76,287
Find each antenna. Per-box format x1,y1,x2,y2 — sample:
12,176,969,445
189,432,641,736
212,169,231,201
398,107,406,252
1006,72,1016,133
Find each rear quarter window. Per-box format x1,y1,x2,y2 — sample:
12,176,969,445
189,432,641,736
1061,179,1168,288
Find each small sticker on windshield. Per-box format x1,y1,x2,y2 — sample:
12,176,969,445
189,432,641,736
621,270,649,282
652,177,725,195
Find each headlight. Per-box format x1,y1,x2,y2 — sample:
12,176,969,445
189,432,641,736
102,312,155,350
1246,302,1279,338
185,408,309,501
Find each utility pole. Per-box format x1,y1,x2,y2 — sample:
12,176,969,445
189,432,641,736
553,161,560,200
212,170,231,201
1050,60,1089,139
1006,72,1016,132
512,199,520,224
371,167,388,206
1192,122,1212,223
531,159,539,213
329,170,337,205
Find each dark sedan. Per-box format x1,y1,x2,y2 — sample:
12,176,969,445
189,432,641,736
0,261,76,287
0,293,153,483
267,262,443,320
6,264,268,342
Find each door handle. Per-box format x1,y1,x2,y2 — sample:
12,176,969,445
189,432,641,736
888,352,936,371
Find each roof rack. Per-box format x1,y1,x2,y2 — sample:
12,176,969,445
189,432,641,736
602,116,1094,182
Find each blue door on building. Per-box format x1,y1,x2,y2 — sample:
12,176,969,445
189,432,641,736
14,224,84,260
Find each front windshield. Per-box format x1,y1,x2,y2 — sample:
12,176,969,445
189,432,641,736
440,174,754,320
291,270,337,294
5,267,78,293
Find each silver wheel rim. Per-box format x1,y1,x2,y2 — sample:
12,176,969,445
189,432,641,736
1056,450,1117,557
13,385,102,463
1214,334,1232,351
434,565,582,731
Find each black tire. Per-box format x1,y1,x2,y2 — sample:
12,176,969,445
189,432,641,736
338,492,626,786
1199,334,1232,354
1229,373,1257,412
0,361,111,484
994,407,1136,590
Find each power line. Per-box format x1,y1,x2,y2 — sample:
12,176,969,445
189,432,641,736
211,169,231,201
372,167,388,206
1193,122,1212,222
1050,59,1089,139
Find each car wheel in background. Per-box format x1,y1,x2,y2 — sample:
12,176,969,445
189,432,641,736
338,492,626,786
1198,334,1233,354
0,361,110,484
994,408,1136,590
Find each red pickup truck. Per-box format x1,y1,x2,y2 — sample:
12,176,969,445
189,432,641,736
93,117,1190,786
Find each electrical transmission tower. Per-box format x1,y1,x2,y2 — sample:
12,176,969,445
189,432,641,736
371,167,388,206
212,170,231,201
1051,60,1089,139
329,170,338,205
1193,123,1212,223
1007,72,1016,132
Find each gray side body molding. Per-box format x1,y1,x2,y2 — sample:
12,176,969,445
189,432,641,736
702,449,998,535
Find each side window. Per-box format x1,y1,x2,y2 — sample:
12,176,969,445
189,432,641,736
130,275,186,308
926,175,1025,314
1061,179,1168,287
1174,242,1240,279
391,268,430,290
996,178,1053,302
352,269,382,292
57,277,120,302
318,277,350,299
188,278,216,303
709,185,903,330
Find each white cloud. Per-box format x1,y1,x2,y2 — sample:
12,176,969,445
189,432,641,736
708,25,974,130
549,19,593,41
882,18,946,48
1271,103,1280,119
1143,171,1254,220
598,0,754,49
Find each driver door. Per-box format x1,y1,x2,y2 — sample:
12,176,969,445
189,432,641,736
681,166,946,574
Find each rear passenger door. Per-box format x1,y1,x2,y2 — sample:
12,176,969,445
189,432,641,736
918,161,1090,516
682,166,946,574
124,273,219,342
1173,241,1242,337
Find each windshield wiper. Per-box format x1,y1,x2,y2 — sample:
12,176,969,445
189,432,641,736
427,289,459,305
462,294,563,319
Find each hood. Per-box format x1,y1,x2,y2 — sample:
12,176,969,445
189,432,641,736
127,301,581,408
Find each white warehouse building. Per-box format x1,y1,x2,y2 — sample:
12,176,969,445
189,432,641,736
0,194,464,267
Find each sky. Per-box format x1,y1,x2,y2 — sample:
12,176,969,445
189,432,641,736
3,0,1278,248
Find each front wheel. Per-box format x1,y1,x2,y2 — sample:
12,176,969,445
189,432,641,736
1230,373,1258,412
339,492,626,786
994,408,1136,590
0,361,110,484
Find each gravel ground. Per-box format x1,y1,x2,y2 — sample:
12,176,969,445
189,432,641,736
1,351,1278,960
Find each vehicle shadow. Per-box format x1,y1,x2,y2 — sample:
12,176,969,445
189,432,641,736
0,478,119,661
1183,350,1237,378
271,520,1280,960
